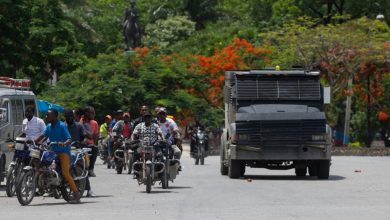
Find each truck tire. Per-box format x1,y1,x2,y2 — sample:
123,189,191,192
240,162,246,177
220,146,228,175
0,154,5,184
308,161,319,176
318,160,330,180
295,167,307,177
228,159,241,179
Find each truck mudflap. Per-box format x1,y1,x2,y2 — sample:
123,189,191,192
230,144,331,161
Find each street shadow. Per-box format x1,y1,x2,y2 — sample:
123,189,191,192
83,195,113,198
155,186,192,190
242,175,346,181
30,201,98,206
137,190,176,194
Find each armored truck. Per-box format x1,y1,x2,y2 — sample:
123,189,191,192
220,70,332,179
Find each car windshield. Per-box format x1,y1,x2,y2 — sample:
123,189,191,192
0,98,9,126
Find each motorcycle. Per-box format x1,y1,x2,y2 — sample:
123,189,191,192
70,141,93,197
15,142,89,206
113,134,134,174
191,128,208,165
6,137,31,197
132,137,166,193
160,134,180,189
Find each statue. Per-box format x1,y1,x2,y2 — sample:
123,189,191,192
123,0,141,50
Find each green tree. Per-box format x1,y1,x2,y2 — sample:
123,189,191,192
144,16,195,50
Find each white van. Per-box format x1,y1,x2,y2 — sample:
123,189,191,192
0,78,37,184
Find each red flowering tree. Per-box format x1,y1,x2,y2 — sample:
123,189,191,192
191,38,272,106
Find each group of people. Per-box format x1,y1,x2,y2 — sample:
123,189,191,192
22,106,100,203
20,104,183,204
99,105,183,168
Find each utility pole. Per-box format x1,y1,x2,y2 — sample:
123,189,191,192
343,77,353,146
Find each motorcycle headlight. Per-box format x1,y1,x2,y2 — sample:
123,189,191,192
312,135,326,141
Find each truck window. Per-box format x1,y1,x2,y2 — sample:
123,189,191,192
0,99,9,126
12,99,24,125
24,99,36,115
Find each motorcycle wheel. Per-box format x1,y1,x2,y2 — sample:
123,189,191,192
200,146,205,165
127,155,133,174
6,165,17,197
16,169,36,206
73,164,87,196
61,164,87,202
161,169,169,189
145,166,152,193
116,164,123,174
195,145,202,165
52,187,62,199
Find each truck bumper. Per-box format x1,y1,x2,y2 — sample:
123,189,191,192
230,143,331,161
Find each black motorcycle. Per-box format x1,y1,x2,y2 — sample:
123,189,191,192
6,137,31,197
132,137,165,193
113,135,134,174
191,128,208,165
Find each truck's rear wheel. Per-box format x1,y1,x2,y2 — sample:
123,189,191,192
220,147,228,175
308,161,319,176
318,160,330,179
228,159,241,179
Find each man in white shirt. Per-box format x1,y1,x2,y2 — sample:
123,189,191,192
22,106,46,140
157,107,182,161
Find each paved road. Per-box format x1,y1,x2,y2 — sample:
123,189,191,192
1,152,390,220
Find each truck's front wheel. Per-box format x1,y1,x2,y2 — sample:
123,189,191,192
228,159,241,179
318,160,330,180
220,146,228,176
295,167,307,177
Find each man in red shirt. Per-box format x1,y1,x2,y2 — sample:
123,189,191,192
81,106,99,177
113,112,132,138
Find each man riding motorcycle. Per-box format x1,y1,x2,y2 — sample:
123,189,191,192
131,111,164,168
22,106,46,140
188,118,209,155
156,107,182,169
112,112,133,139
65,109,96,198
35,109,81,203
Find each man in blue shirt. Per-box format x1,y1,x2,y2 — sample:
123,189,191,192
35,109,81,203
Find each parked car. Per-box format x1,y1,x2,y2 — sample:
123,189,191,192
0,77,37,184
